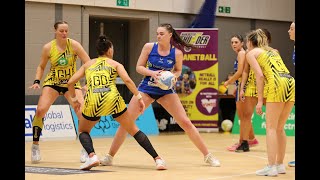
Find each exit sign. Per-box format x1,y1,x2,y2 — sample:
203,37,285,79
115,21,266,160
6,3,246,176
218,6,231,14
117,0,129,7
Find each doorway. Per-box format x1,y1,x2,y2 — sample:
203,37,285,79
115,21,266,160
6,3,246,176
89,17,130,102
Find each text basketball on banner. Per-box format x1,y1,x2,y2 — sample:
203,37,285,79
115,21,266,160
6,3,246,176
174,28,219,132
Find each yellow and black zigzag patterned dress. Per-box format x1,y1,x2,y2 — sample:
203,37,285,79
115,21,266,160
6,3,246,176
43,38,81,88
257,50,295,102
244,67,258,98
82,57,127,118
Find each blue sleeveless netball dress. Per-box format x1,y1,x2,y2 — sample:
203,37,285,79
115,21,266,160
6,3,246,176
138,43,176,95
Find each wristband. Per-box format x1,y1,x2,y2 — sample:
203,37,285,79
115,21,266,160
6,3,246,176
33,80,40,84
70,96,78,102
136,93,142,100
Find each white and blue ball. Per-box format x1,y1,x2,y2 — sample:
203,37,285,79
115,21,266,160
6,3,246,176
157,71,176,90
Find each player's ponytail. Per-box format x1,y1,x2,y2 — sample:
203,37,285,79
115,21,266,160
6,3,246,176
159,23,194,49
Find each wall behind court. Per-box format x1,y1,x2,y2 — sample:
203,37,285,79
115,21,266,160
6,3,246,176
25,1,295,104
217,19,295,82
26,0,294,22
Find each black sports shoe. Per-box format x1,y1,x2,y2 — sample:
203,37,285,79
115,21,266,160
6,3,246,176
235,140,250,152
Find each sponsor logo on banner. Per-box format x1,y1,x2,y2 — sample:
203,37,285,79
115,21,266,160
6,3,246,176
174,28,219,132
71,105,159,137
25,105,77,141
231,105,295,136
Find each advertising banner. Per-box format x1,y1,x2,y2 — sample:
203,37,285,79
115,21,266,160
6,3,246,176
71,105,159,137
25,105,77,141
174,28,219,132
232,105,295,136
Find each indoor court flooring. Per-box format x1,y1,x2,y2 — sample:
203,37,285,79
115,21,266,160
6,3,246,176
25,132,295,180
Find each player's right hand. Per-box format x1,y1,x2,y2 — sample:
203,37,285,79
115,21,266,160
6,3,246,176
239,89,245,102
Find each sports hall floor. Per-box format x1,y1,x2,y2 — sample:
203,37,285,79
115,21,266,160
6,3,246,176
25,132,295,180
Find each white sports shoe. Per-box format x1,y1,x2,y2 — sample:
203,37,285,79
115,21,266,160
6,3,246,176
155,158,167,170
31,144,41,163
204,153,220,167
80,154,100,170
256,165,278,176
80,148,89,163
100,154,113,166
277,164,286,174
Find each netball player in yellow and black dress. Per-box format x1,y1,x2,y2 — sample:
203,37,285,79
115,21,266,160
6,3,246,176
245,29,295,176
67,35,166,171
28,20,91,164
235,29,275,152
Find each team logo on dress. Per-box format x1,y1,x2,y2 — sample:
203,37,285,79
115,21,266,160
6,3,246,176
167,59,173,64
159,57,164,63
58,57,68,66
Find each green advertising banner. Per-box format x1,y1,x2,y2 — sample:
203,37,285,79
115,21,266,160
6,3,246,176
231,105,295,136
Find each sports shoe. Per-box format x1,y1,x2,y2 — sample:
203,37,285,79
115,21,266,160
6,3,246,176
256,165,278,176
235,140,250,152
277,164,286,174
155,158,167,170
80,154,100,170
100,154,113,166
227,142,240,151
288,160,295,167
248,138,259,147
227,139,259,151
204,153,220,167
31,144,41,163
80,148,89,163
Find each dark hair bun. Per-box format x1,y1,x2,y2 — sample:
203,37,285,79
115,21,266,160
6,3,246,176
99,35,107,42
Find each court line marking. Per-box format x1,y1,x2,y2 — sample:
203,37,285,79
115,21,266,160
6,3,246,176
196,171,256,180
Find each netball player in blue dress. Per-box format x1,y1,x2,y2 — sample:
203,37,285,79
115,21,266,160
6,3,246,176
99,23,221,167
